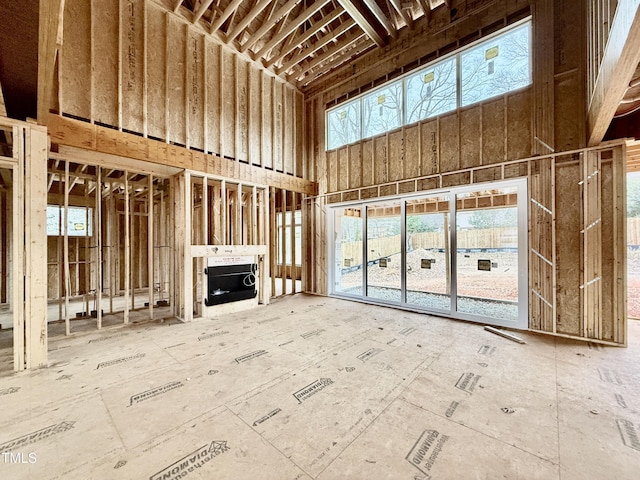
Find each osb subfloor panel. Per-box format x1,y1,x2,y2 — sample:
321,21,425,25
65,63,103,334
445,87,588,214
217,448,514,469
0,295,639,479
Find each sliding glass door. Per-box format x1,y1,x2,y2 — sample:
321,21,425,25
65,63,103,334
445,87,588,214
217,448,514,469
329,179,528,329
405,195,451,312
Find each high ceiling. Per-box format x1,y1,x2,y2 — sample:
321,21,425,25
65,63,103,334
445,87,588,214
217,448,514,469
165,0,448,88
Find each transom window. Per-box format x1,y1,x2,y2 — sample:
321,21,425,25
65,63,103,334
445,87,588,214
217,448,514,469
326,20,531,150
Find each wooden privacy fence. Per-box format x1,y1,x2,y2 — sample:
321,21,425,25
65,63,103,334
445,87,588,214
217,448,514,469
339,228,518,266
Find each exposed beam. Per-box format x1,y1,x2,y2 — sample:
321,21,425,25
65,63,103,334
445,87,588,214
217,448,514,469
278,19,357,74
192,0,215,24
388,0,413,28
588,1,640,145
173,0,183,13
37,0,65,123
361,0,397,39
255,0,332,59
210,0,244,34
241,0,301,53
226,0,272,43
266,7,345,68
295,29,367,78
47,114,317,195
337,0,386,46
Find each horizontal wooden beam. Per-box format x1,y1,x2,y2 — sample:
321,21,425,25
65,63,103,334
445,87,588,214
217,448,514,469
588,1,640,146
337,0,387,46
47,114,317,195
361,0,396,39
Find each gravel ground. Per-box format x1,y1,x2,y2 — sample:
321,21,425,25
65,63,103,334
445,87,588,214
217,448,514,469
337,247,639,319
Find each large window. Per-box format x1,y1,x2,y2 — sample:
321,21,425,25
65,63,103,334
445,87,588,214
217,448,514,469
460,23,531,106
326,20,531,150
326,99,360,150
362,81,403,138
406,57,457,124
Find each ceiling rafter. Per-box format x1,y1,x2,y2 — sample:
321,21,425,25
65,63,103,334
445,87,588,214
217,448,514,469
389,0,413,29
192,0,216,24
299,37,374,86
295,29,367,78
417,0,430,16
265,7,345,68
241,0,301,53
255,0,332,60
226,0,272,43
210,0,244,34
173,0,183,13
277,18,357,74
336,0,387,46
361,0,397,39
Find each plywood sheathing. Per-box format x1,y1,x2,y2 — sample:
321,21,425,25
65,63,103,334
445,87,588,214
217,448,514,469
53,0,305,180
1,295,640,478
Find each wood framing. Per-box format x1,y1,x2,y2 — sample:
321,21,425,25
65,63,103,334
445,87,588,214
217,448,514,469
305,142,628,345
47,114,316,195
587,1,640,145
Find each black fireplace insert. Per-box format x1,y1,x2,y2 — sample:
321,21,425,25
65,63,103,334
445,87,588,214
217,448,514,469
204,264,257,306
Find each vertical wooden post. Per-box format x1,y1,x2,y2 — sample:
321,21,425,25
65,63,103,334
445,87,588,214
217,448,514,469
96,167,103,329
64,160,70,335
270,186,276,297
12,126,25,369
221,179,227,244
124,172,130,324
148,174,154,319
291,192,297,294
281,188,287,295
184,171,193,321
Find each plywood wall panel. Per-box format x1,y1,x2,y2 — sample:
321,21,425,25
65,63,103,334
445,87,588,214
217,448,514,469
262,76,273,169
600,159,615,341
420,120,439,176
146,5,167,139
481,98,506,164
121,0,144,134
349,144,362,189
249,66,262,166
460,106,481,169
296,92,304,176
187,30,205,151
166,16,186,146
404,126,419,179
236,59,249,161
274,81,284,171
222,50,236,158
555,161,582,336
338,147,349,191
507,89,532,161
327,150,338,192
205,40,220,155
388,130,404,182
61,0,92,118
283,86,294,174
361,139,374,186
374,136,388,185
439,113,459,172
93,0,119,127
